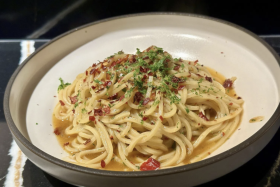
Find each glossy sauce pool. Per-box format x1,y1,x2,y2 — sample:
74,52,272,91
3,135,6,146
52,67,242,171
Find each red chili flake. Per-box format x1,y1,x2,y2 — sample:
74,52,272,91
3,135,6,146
159,116,163,121
173,66,180,71
150,92,156,101
223,79,233,88
179,58,183,62
140,157,160,171
205,76,213,83
142,75,148,82
118,77,124,83
172,76,180,83
94,108,103,116
53,96,56,97
90,68,96,75
64,142,69,146
151,121,155,125
101,63,107,70
194,60,198,65
198,112,209,121
178,85,185,90
88,110,92,114
134,92,143,103
83,78,87,83
103,106,110,115
59,100,65,106
110,61,117,68
89,116,95,121
108,93,118,100
91,86,96,90
106,73,110,80
196,73,202,77
86,71,88,76
84,139,91,145
140,66,148,73
54,128,60,135
171,88,178,94
143,98,150,105
148,72,153,76
198,123,200,126
72,109,75,114
104,81,112,87
118,95,125,101
208,152,211,155
171,76,186,83
101,160,106,168
143,117,148,121
92,64,97,68
69,96,78,104
116,130,120,133
187,73,191,77
229,103,233,105
163,136,168,140
143,56,149,60
110,136,113,140
237,97,242,100
95,88,105,93
130,55,137,63
222,132,225,136
221,52,223,54
165,59,170,63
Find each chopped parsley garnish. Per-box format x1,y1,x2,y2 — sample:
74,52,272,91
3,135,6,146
108,103,115,108
82,108,87,113
157,82,180,104
94,80,103,84
185,107,190,113
125,87,134,98
58,78,71,92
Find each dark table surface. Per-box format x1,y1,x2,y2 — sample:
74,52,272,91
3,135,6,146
2,0,280,39
0,37,280,187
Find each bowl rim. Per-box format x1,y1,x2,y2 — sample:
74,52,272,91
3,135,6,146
4,12,280,177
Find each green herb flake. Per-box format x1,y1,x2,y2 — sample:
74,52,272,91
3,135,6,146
82,108,87,113
57,78,71,92
185,107,190,113
94,79,103,84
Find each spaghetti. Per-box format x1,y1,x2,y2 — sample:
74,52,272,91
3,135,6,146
53,46,243,171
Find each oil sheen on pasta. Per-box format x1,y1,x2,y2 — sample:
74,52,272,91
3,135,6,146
52,46,244,171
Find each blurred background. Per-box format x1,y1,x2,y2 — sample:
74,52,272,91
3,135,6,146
1,0,280,39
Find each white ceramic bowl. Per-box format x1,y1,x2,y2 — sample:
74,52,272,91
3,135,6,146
4,13,280,187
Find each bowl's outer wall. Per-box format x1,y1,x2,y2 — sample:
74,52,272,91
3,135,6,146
4,13,280,187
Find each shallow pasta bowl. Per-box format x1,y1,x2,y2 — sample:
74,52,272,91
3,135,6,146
4,13,280,187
